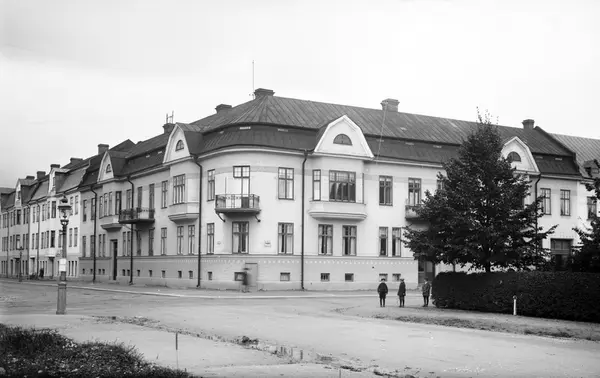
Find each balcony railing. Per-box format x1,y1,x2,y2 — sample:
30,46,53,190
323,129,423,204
405,201,424,220
215,194,261,214
118,207,155,224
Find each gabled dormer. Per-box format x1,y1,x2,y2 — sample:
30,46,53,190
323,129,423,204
163,123,191,164
98,152,115,182
314,115,374,159
502,137,539,174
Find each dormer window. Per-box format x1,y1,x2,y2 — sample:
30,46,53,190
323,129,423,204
106,164,112,173
175,140,184,151
333,134,352,146
507,152,521,163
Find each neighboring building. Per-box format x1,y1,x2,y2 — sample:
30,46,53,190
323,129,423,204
1,88,598,289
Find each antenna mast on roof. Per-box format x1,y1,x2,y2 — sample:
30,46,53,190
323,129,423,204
165,111,174,124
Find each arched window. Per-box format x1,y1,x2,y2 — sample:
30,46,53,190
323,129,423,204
333,134,352,145
507,152,521,162
175,140,184,151
106,164,112,173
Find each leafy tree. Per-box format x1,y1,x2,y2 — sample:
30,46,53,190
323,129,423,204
572,159,600,273
403,110,556,272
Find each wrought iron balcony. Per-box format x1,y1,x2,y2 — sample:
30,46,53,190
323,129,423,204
119,207,155,224
215,194,261,215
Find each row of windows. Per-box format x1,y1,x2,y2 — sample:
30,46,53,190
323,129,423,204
539,189,597,218
1,227,79,251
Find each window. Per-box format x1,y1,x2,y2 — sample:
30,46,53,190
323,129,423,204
161,270,166,278
312,170,321,201
175,140,184,151
329,171,356,202
320,273,330,282
161,228,167,255
69,197,73,215
82,236,86,258
126,189,132,210
177,226,184,255
318,224,333,255
188,225,195,255
90,235,95,257
379,273,388,281
392,228,402,257
234,272,245,281
108,193,113,215
280,272,291,282
392,273,401,282
436,179,445,192
136,231,141,256
99,197,104,218
588,197,598,219
278,168,294,199
333,134,352,145
148,228,154,256
379,227,388,256
507,152,521,162
51,201,56,218
207,170,215,201
75,196,79,214
161,181,168,208
91,198,96,220
137,270,141,277
148,184,155,209
342,226,357,256
102,234,107,257
74,228,78,247
106,164,112,173
16,210,21,225
149,270,153,277
51,231,56,248
173,175,186,204
232,222,249,253
188,270,193,279
345,273,354,282
69,228,73,247
233,166,250,195
560,190,570,216
541,188,551,215
379,176,392,205
115,191,122,214
83,200,87,222
408,178,421,206
178,270,182,279
122,232,127,256
208,272,213,280
278,223,293,254
207,223,214,254
137,187,143,209
551,239,572,269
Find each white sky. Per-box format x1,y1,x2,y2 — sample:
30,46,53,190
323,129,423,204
1,0,599,187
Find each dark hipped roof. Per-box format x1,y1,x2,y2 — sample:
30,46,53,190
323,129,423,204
551,133,600,166
191,95,572,157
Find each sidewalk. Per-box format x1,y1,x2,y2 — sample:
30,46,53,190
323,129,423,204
0,277,422,299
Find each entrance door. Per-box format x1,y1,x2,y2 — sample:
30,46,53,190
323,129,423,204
418,260,436,284
111,240,118,280
244,263,258,292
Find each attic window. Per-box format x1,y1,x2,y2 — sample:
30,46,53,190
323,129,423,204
175,140,184,151
158,150,163,155
277,128,288,132
106,164,112,173
433,145,442,149
555,157,563,161
405,142,414,146
507,152,521,162
333,134,352,145
240,126,251,130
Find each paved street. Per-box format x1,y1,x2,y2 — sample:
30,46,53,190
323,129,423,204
2,280,600,377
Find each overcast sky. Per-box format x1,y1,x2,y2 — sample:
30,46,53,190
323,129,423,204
1,0,599,188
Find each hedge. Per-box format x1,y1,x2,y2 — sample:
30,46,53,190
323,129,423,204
432,271,600,323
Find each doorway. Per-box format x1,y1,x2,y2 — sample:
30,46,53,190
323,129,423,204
111,240,118,280
244,262,258,292
418,260,436,284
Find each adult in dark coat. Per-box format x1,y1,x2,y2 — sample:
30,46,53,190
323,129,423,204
242,269,249,293
377,279,389,307
422,278,431,307
397,278,406,307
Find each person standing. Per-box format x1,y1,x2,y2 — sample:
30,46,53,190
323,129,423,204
422,278,431,307
377,279,388,307
242,269,249,293
397,278,406,307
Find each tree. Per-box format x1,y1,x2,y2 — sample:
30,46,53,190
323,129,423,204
403,110,556,272
572,159,600,272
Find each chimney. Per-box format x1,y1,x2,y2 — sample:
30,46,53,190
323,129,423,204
215,104,232,113
522,119,535,130
254,88,275,98
50,164,60,170
25,175,35,180
36,171,46,180
98,144,109,155
163,123,175,134
70,157,83,165
381,98,399,112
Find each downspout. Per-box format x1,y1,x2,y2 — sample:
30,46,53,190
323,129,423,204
126,176,135,285
534,174,542,256
90,185,98,284
301,150,309,291
36,204,40,276
7,210,10,277
193,155,203,288
27,205,30,277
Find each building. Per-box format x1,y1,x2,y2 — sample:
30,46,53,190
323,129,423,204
2,88,599,290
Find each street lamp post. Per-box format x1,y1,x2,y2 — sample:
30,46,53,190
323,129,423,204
56,196,72,315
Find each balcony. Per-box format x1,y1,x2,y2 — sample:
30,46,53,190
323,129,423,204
46,248,61,258
118,208,155,224
405,202,424,220
100,215,123,231
308,201,367,221
215,194,261,217
168,202,199,223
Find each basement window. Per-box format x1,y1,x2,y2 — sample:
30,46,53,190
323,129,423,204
320,273,330,282
392,273,401,282
208,271,213,280
189,271,194,279
136,270,140,277
161,270,166,278
345,273,354,282
149,270,153,277
379,273,388,282
280,272,290,281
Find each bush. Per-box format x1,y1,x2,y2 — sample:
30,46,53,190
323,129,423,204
432,271,600,323
0,324,192,378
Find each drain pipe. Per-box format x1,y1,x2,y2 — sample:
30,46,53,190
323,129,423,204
36,204,40,277
90,185,99,284
6,210,10,277
126,176,135,285
301,149,309,291
193,155,203,288
534,174,542,256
